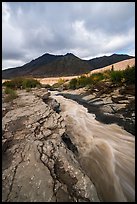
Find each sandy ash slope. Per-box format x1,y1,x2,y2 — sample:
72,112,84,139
89,58,135,74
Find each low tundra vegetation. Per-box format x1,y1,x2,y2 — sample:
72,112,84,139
2,65,135,92
4,87,18,102
68,65,135,90
3,77,42,101
3,77,42,90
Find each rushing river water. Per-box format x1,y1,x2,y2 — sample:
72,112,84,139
51,91,135,202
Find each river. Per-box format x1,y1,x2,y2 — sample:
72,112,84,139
51,91,135,202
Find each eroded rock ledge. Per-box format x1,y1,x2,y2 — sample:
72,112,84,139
2,88,99,202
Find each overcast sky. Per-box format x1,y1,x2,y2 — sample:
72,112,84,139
2,2,135,70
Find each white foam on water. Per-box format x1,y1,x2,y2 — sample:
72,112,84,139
51,92,135,202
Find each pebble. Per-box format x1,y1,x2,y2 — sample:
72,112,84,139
31,176,34,180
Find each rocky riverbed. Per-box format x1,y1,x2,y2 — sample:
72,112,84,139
2,88,99,202
2,85,135,202
59,82,135,135
51,91,135,202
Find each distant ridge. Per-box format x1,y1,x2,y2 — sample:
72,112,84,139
89,58,135,75
88,53,134,69
2,53,134,79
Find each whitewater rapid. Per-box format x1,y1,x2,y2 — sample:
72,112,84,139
51,92,135,202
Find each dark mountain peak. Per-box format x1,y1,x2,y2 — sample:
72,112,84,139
2,52,134,79
111,53,119,56
64,53,80,60
21,52,62,70
65,53,75,56
35,52,58,59
110,53,134,57
41,52,62,57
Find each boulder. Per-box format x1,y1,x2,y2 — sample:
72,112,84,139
50,98,60,113
42,92,51,102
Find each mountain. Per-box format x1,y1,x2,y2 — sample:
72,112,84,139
88,53,134,69
2,53,92,79
2,53,134,79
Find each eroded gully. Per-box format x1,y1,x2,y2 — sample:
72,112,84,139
50,91,135,202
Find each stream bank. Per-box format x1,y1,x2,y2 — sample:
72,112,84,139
51,92,135,202
57,83,135,135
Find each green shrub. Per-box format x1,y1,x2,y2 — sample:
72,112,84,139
102,70,112,80
110,70,124,83
76,75,92,88
67,65,135,90
2,80,9,87
69,73,105,89
22,78,41,89
123,66,135,84
41,84,51,89
52,82,60,89
69,78,78,89
3,77,41,89
4,87,18,102
3,77,23,89
5,87,13,94
90,73,105,84
50,78,66,90
57,78,65,85
3,80,18,89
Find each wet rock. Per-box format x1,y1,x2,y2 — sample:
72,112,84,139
50,98,61,113
61,81,135,135
2,139,10,153
89,98,104,105
42,92,51,102
42,93,61,113
61,133,78,155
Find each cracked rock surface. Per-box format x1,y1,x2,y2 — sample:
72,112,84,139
2,88,99,202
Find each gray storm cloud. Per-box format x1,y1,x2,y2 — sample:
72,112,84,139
2,2,135,69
